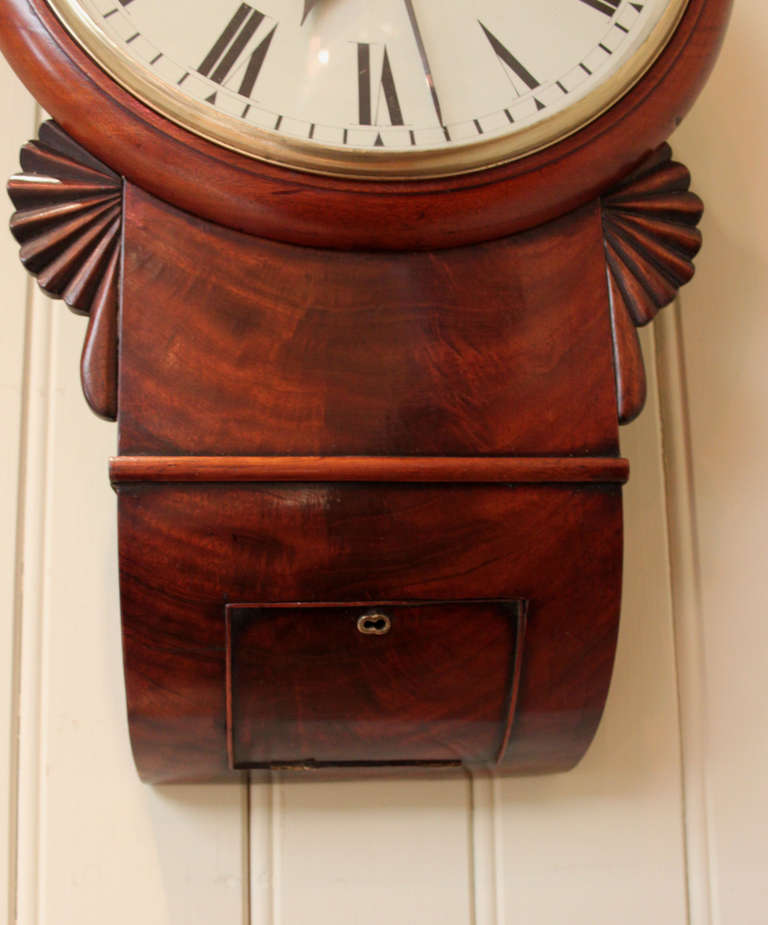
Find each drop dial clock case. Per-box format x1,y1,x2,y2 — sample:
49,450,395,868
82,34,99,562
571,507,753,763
1,0,731,781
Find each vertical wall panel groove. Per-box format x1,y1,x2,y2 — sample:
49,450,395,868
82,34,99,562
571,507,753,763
270,772,282,925
495,326,688,924
492,774,505,924
255,774,473,924
467,772,477,925
665,6,768,919
468,768,503,925
655,306,714,925
5,276,31,925
0,70,39,925
15,282,54,925
242,331,687,925
242,775,252,925
6,269,37,925
249,773,278,925
2,112,249,925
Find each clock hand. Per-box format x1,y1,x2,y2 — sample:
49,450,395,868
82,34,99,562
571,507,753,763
301,0,321,25
402,0,445,129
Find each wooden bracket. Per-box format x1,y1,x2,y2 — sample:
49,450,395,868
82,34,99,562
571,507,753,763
7,120,121,421
601,143,703,424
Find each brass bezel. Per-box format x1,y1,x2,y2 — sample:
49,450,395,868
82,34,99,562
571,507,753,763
45,0,690,180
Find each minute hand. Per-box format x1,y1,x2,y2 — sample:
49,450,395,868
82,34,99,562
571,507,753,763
402,0,445,128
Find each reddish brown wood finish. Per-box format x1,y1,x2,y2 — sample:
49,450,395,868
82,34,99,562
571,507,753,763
608,272,647,425
118,482,621,782
110,184,626,782
7,120,120,419
0,0,730,782
0,0,731,249
118,187,619,458
2,125,712,782
80,244,119,420
600,143,703,423
226,600,527,767
109,456,630,485
602,144,703,326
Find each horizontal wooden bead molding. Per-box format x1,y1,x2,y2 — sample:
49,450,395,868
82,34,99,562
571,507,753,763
109,455,630,485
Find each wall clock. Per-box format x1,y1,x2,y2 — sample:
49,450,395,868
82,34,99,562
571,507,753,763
1,0,731,781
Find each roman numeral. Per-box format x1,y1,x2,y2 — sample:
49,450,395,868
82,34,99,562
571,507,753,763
577,0,621,15
198,4,276,99
357,44,404,126
479,22,540,96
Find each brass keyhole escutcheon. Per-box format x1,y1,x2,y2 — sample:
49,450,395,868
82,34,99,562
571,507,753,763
357,612,391,635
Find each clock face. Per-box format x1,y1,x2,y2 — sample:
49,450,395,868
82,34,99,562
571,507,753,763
48,0,688,178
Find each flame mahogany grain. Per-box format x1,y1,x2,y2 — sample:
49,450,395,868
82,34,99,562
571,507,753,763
119,482,622,782
113,188,626,781
226,600,528,768
117,187,619,458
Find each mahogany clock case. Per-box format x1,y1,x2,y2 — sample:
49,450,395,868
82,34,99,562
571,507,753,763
1,0,732,782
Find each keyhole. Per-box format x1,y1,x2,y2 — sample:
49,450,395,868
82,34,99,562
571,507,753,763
357,612,391,635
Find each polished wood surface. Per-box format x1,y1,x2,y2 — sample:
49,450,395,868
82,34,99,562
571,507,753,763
602,144,703,327
3,132,710,783
119,482,621,782
608,271,647,425
226,600,527,767
113,183,626,781
118,187,619,458
0,0,732,248
7,120,120,420
602,143,703,423
0,0,730,782
110,456,630,485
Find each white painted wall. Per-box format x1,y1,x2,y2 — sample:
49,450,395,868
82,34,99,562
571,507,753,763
659,4,768,919
1,6,763,921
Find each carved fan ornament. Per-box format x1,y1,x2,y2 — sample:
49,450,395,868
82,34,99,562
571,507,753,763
601,143,703,423
7,120,121,420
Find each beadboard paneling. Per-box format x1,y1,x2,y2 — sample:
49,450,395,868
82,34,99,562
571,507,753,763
664,4,768,920
263,774,474,925
0,90,248,920
23,303,247,925
494,329,688,925
245,331,689,925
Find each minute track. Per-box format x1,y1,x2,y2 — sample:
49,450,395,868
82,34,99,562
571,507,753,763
41,0,689,176
578,0,622,16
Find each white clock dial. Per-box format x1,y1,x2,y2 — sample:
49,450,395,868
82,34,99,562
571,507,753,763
48,0,688,177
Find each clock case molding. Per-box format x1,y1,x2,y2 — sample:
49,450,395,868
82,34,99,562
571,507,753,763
1,0,731,782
